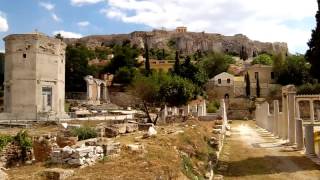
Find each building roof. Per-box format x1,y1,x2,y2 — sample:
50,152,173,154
214,72,234,78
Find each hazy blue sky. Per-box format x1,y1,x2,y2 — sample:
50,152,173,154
0,0,318,53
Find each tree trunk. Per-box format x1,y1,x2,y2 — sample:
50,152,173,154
143,102,153,124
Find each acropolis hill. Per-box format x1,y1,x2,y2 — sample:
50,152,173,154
64,27,288,57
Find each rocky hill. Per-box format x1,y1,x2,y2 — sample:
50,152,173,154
64,30,288,57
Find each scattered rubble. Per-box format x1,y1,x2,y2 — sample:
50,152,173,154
126,143,145,153
38,168,74,180
50,145,104,167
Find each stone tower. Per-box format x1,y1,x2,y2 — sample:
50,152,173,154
2,32,67,120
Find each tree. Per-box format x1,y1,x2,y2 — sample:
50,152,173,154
200,52,235,78
245,72,251,97
274,54,311,85
113,67,138,85
174,56,208,88
173,51,180,74
306,1,320,80
256,75,260,98
144,41,151,76
240,45,248,60
251,54,273,65
54,33,63,40
130,73,197,124
103,43,141,74
65,45,96,92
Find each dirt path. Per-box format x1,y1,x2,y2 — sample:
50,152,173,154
218,120,320,180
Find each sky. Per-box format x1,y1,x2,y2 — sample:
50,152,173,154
0,0,318,54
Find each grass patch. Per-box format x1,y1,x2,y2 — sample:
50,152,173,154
71,126,97,141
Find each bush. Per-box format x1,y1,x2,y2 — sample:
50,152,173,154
71,126,97,141
297,83,320,94
0,135,13,151
14,130,33,150
251,54,272,65
207,100,220,113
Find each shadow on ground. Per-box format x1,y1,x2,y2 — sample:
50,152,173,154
220,155,320,177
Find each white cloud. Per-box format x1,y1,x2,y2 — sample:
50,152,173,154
71,0,104,6
77,21,90,27
0,49,4,53
39,2,55,11
102,0,318,53
53,30,83,38
51,13,62,22
0,12,9,32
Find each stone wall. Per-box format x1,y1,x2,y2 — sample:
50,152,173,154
0,142,32,167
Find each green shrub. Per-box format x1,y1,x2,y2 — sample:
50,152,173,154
0,135,13,151
207,100,220,113
14,130,33,151
71,126,97,141
297,83,320,94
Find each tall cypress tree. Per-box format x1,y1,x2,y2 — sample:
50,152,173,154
306,0,320,80
144,39,151,76
173,51,180,75
245,73,251,97
256,76,261,98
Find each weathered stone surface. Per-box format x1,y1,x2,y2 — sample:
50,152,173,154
50,146,103,167
33,135,58,162
126,144,145,153
57,135,78,148
65,31,288,58
126,123,138,133
105,127,119,138
102,142,121,156
39,168,74,180
0,169,8,180
111,124,127,134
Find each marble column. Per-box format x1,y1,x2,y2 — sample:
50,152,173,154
255,104,261,127
273,100,279,136
305,124,316,156
288,91,296,144
183,105,190,116
278,112,283,139
310,100,315,124
261,102,269,130
282,95,289,140
97,84,101,101
203,100,207,116
296,119,304,150
87,83,92,100
197,105,203,117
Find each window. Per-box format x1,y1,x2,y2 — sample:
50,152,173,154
218,79,222,84
227,79,231,84
23,53,26,58
271,72,275,79
255,72,259,80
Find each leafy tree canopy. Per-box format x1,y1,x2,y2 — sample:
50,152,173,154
274,54,311,86
200,52,235,78
65,44,96,92
104,43,141,74
251,54,273,65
